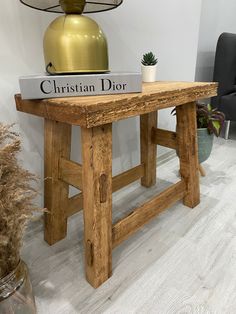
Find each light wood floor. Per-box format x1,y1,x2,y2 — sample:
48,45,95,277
22,135,236,314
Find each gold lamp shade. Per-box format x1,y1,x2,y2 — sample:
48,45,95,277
19,0,123,74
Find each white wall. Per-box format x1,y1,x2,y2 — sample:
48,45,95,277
0,0,202,205
196,0,236,82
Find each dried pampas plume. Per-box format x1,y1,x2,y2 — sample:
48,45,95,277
0,124,37,279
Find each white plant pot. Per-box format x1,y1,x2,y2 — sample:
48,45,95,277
141,64,157,82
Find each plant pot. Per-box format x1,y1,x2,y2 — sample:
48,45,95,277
141,64,157,82
0,260,36,314
176,128,214,164
197,128,214,163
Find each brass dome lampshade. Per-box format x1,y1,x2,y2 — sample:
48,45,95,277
19,0,123,74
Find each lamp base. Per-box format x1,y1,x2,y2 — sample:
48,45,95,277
43,15,109,74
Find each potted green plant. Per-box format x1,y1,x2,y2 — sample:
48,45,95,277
141,51,158,82
196,103,225,163
0,124,37,313
172,104,225,165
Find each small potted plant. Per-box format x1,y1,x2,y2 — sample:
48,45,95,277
196,103,225,163
0,124,37,313
172,104,225,165
141,51,158,82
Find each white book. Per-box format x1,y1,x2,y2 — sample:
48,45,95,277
19,72,142,100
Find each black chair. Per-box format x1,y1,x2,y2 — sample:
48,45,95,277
211,32,236,139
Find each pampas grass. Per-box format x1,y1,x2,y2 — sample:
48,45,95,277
0,123,37,279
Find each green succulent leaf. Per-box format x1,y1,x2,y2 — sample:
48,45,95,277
141,52,158,66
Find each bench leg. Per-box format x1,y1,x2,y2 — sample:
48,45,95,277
81,124,112,288
44,119,71,245
224,120,230,140
140,112,157,187
176,103,200,208
199,163,206,177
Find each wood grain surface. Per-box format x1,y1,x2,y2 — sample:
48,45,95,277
176,103,200,208
112,180,186,247
59,158,83,190
44,120,71,245
152,128,177,149
81,124,113,288
15,81,217,128
59,160,144,194
140,112,157,187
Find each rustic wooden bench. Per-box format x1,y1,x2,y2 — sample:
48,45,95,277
15,81,217,288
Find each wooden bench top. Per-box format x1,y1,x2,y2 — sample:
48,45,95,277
15,81,217,128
